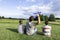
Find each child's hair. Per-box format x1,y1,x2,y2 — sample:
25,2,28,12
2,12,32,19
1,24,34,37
45,21,48,25
19,20,22,24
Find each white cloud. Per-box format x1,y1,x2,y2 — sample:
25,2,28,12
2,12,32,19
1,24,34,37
0,7,25,18
17,6,20,10
31,0,35,2
53,11,60,18
16,1,53,18
26,0,36,2
17,4,52,15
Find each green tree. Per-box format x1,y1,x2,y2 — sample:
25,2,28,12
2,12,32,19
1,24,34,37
40,15,44,21
0,16,1,19
44,16,48,21
48,14,55,21
9,17,12,19
1,16,4,19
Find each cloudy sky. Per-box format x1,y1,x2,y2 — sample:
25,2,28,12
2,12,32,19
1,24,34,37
0,0,60,18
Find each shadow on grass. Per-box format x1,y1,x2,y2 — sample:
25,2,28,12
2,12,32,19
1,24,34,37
6,28,18,33
37,31,44,36
6,28,44,36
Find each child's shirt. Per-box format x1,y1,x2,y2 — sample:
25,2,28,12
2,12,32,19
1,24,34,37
42,25,51,33
18,24,24,34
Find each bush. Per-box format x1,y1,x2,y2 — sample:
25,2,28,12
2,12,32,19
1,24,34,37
48,14,55,21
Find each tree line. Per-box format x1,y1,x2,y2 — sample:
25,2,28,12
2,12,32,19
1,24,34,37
0,16,4,19
0,16,25,20
34,14,56,21
0,14,60,21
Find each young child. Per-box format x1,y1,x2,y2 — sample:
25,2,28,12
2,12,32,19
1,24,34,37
18,20,24,34
42,21,51,37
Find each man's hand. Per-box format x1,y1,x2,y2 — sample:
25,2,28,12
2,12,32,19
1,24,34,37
37,14,39,17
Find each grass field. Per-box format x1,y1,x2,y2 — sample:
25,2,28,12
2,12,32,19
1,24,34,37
0,19,60,40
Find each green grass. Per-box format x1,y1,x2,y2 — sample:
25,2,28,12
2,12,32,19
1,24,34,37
0,19,60,40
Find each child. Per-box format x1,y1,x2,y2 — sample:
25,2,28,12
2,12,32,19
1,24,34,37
18,20,24,34
42,21,51,37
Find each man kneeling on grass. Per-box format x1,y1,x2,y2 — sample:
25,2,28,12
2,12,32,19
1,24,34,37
42,21,51,37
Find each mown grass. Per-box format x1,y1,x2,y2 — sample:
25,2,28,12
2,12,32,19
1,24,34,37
0,19,60,40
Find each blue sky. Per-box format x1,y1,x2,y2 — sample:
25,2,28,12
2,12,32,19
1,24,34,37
0,0,60,18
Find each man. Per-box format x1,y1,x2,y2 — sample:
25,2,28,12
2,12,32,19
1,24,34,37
26,16,38,35
42,21,51,37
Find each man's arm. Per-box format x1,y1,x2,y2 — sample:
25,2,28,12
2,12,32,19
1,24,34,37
37,14,40,24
